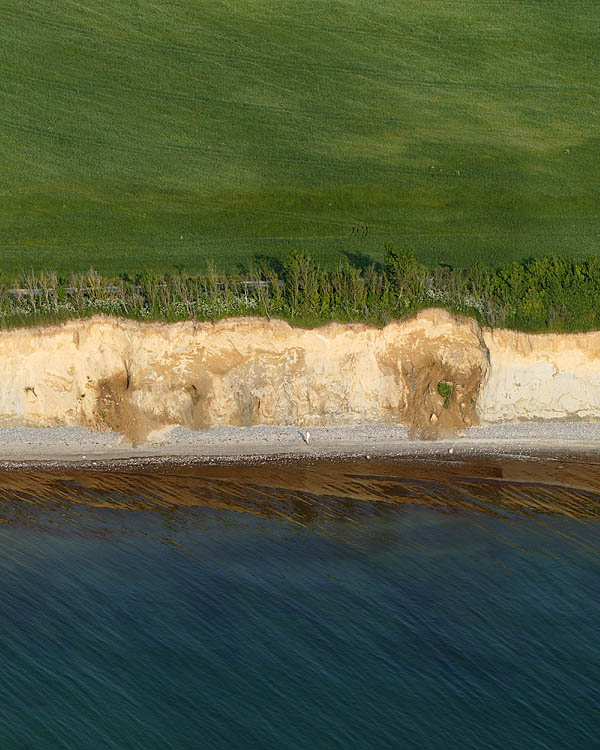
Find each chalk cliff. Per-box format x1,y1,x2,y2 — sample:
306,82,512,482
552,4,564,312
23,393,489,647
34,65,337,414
479,328,600,423
0,309,599,442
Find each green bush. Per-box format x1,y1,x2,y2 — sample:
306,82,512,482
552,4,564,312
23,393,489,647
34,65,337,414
2,249,600,332
437,381,452,409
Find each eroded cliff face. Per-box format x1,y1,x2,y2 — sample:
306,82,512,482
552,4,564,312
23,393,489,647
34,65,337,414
1,310,599,443
0,310,487,442
479,328,600,423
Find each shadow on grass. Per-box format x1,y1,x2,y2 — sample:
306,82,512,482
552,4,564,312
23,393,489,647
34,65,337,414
341,250,382,273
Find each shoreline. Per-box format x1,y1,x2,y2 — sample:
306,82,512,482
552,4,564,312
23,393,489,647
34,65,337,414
1,423,600,470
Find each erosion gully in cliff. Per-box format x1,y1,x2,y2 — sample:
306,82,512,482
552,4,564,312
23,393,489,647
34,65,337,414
1,308,600,445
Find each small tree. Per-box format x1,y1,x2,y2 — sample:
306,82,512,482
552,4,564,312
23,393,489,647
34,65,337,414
384,246,427,311
283,249,324,317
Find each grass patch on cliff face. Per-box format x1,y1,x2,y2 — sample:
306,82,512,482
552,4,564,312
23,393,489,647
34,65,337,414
437,382,453,409
1,0,599,274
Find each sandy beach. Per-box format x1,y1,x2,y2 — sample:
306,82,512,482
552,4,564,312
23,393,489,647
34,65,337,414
1,422,600,468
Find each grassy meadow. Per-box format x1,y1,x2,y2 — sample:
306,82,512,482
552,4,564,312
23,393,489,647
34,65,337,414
1,0,599,275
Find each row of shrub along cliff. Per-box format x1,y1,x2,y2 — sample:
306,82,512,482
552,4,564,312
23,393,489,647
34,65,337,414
2,250,600,332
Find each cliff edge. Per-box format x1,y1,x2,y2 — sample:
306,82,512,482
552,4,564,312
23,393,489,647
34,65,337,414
0,309,598,443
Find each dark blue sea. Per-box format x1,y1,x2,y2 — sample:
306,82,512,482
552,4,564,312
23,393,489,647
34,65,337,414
0,458,598,749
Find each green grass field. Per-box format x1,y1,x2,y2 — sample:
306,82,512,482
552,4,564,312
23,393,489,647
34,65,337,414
1,0,599,275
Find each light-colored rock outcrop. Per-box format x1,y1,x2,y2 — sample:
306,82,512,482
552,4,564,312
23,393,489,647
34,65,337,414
479,328,600,423
1,309,600,442
0,310,486,442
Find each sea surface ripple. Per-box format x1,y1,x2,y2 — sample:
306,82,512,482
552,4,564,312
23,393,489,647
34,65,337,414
0,457,598,748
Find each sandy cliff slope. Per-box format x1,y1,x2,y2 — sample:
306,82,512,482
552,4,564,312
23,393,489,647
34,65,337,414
479,328,600,423
0,309,598,443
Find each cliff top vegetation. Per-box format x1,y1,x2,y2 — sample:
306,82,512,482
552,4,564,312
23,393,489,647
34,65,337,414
3,249,600,334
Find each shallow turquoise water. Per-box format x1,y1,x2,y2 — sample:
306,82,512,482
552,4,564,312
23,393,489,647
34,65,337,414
0,463,598,748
